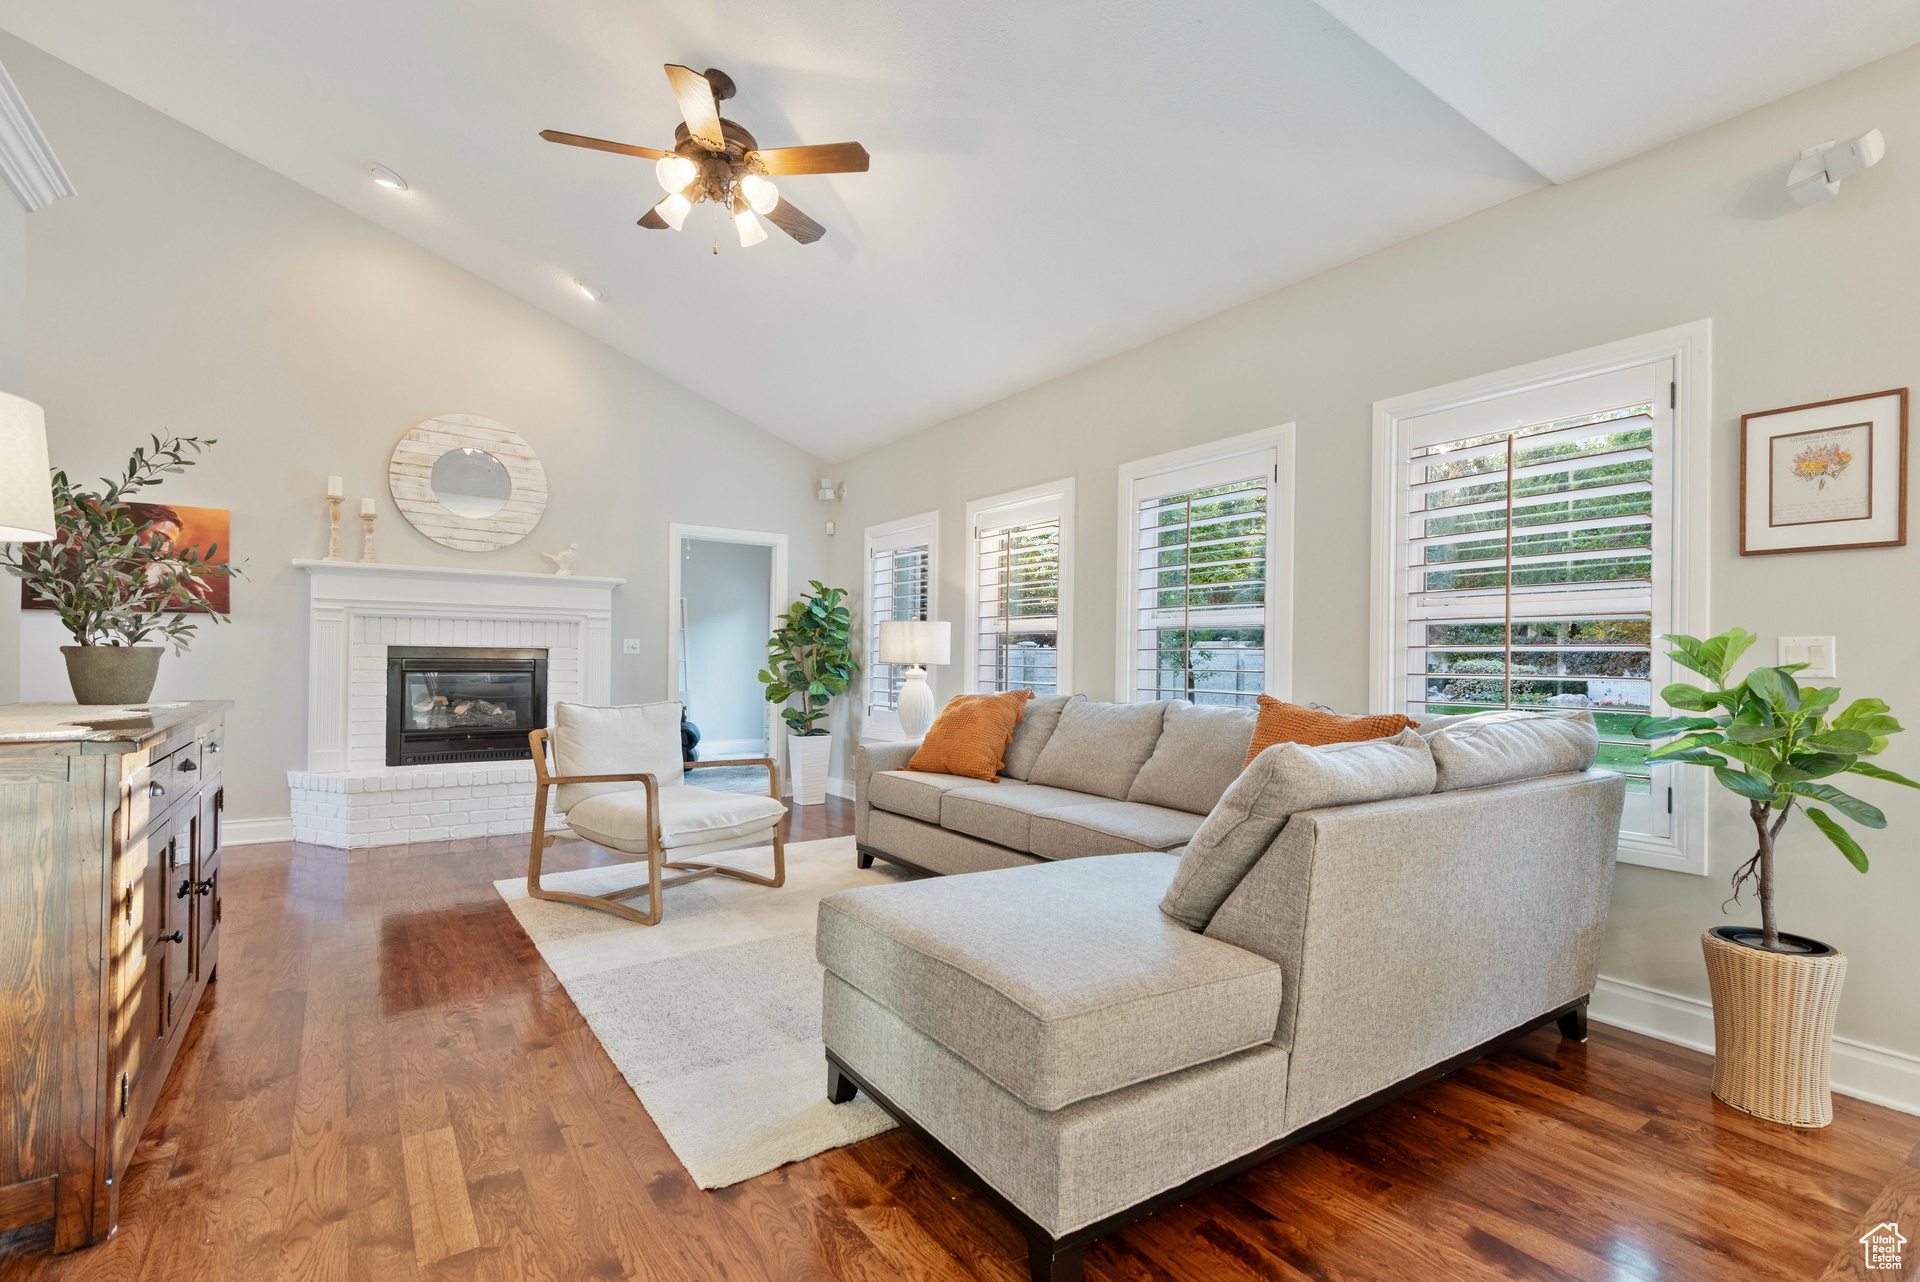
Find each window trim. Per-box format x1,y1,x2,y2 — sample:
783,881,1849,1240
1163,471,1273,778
1369,320,1713,876
964,479,1075,697
1114,425,1296,705
862,511,938,741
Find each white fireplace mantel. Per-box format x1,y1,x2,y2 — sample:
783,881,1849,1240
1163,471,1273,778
296,559,623,774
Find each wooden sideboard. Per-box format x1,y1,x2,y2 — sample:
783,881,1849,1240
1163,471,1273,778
0,699,231,1250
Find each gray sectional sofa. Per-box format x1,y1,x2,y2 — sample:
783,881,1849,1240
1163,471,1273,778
854,694,1258,874
827,703,1625,1282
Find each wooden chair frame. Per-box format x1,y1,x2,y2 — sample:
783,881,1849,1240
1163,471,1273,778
526,728,786,925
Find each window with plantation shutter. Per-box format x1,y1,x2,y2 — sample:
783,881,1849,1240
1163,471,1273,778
1120,434,1291,707
967,481,1073,696
864,514,935,733
1373,326,1712,875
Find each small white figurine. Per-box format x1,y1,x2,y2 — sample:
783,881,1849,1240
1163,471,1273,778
543,543,579,576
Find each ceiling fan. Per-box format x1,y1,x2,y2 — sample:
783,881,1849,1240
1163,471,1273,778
541,65,869,249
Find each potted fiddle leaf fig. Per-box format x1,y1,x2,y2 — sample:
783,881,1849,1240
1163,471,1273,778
759,580,858,806
0,435,238,704
1634,627,1911,1127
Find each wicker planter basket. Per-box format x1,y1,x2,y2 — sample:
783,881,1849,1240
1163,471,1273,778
1701,926,1847,1128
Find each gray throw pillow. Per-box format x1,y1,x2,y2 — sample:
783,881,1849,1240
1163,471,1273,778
1159,730,1436,930
1027,699,1169,800
1000,694,1083,780
1127,700,1258,814
1425,710,1598,792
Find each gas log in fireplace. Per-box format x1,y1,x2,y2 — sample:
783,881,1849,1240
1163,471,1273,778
385,646,548,766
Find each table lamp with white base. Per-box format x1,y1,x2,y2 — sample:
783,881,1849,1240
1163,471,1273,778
878,619,951,739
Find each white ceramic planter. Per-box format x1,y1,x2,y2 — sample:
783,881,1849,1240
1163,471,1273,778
787,732,833,806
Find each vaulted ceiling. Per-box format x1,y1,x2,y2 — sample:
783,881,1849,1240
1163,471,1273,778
1,1,1915,460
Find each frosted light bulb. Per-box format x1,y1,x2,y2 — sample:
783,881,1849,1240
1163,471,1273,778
734,208,768,247
741,174,779,215
655,191,692,231
654,155,696,194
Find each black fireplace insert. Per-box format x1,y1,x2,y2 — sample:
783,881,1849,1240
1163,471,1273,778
385,646,548,766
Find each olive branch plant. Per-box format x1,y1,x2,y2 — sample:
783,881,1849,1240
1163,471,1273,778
0,435,239,652
1633,628,1915,951
758,580,857,737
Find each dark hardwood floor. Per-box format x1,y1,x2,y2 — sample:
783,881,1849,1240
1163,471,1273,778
4,792,1915,1281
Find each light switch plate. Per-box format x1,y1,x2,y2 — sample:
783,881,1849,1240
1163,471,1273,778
622,638,641,655
1778,635,1836,679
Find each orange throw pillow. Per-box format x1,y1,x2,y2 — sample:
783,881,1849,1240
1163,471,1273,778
907,689,1035,782
1242,695,1412,767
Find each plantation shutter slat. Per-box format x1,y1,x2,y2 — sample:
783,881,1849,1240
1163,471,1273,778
975,497,1062,696
1131,451,1274,707
867,533,929,715
1403,405,1657,795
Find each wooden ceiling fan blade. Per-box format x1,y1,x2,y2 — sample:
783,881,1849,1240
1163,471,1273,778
637,207,670,229
765,197,826,244
664,64,725,150
540,129,667,161
747,142,870,175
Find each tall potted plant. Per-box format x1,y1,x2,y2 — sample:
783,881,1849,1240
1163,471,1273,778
759,580,857,806
1634,627,1911,1127
1,435,237,704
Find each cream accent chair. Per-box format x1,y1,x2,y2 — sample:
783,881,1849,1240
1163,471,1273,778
528,701,787,925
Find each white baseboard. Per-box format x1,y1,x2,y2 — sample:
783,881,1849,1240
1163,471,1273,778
223,815,294,846
1591,973,1920,1116
827,774,854,801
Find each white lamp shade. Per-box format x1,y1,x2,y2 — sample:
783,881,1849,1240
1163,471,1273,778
878,618,951,666
0,392,55,542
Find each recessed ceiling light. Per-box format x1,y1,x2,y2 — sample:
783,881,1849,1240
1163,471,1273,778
573,278,605,301
368,163,408,191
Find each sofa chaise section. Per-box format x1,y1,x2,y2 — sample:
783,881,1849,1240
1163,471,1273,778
822,766,1625,1282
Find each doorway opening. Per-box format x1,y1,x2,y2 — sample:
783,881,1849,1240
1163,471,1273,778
668,526,787,765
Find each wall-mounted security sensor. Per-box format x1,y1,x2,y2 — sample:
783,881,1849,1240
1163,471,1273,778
1788,129,1884,208
816,478,845,502
825,519,837,537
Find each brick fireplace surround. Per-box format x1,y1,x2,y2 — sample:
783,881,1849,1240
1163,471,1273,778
289,560,622,848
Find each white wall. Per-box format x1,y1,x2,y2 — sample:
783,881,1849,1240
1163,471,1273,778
830,44,1920,1058
681,537,772,752
2,31,828,822
0,190,22,703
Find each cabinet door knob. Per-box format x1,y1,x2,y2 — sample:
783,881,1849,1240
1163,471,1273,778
158,930,184,945
149,781,166,798
177,879,192,899
195,879,215,897
206,743,221,754
178,758,197,771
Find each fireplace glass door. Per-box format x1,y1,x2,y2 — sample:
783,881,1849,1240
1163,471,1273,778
386,647,548,766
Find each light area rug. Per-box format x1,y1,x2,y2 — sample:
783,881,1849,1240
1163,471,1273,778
494,834,914,1188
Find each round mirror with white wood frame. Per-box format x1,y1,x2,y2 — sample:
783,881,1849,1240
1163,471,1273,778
389,414,548,551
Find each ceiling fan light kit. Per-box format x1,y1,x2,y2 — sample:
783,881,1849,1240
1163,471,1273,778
654,190,693,230
542,63,867,250
733,207,768,247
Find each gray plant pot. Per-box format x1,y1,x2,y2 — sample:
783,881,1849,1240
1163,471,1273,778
61,645,164,705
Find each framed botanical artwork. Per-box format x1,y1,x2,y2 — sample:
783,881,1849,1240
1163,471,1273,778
1740,388,1907,555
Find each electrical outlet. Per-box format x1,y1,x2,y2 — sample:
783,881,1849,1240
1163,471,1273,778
1778,635,1836,679
622,638,641,655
